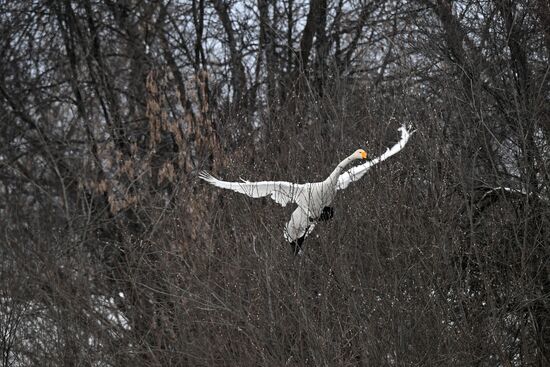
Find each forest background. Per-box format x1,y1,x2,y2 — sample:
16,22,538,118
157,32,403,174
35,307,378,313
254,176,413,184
1,0,549,365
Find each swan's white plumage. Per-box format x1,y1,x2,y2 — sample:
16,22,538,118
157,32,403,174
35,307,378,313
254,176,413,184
284,207,315,243
199,125,413,249
198,171,304,207
336,125,413,190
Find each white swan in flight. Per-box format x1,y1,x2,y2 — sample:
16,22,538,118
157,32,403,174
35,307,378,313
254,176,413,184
199,125,413,254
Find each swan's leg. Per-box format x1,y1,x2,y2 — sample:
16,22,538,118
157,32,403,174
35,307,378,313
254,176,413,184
289,240,300,255
285,208,307,254
285,208,317,256
318,206,334,221
290,226,309,256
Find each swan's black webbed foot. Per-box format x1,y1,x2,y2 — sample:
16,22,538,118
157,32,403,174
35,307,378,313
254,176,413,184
289,240,302,256
290,228,308,256
319,206,334,221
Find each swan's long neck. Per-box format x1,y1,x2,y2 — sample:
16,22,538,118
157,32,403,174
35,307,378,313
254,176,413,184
326,155,355,185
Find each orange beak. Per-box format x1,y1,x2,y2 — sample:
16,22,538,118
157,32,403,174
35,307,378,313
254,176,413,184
361,150,367,159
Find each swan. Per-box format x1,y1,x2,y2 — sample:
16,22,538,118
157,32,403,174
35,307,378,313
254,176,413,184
199,125,413,254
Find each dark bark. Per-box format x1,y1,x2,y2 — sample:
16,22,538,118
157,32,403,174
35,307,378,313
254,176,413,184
296,0,324,71
210,0,247,109
1,0,549,365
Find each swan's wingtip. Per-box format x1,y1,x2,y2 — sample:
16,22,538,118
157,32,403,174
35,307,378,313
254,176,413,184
198,170,215,182
397,124,416,136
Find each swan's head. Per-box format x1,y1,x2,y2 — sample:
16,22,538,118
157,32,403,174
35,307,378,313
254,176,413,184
352,149,367,160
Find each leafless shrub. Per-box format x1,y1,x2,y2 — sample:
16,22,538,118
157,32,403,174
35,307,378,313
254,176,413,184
0,0,548,366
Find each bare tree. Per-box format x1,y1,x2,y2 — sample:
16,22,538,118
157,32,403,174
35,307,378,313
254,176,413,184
0,0,548,365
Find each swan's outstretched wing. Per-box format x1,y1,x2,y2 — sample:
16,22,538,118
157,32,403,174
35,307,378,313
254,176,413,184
337,125,414,190
199,171,305,207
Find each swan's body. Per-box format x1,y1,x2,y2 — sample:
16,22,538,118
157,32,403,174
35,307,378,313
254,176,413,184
199,125,413,254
